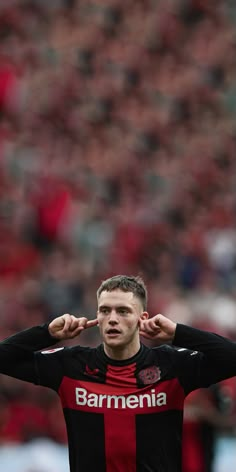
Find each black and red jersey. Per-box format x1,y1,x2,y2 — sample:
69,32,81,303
1,323,236,472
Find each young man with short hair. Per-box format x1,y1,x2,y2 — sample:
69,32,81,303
1,274,236,472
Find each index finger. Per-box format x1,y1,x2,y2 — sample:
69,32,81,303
85,319,98,329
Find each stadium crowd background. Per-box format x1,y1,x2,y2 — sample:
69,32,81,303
1,0,236,470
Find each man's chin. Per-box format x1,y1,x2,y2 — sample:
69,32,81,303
104,334,123,346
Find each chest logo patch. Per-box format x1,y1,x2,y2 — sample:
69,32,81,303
138,366,161,384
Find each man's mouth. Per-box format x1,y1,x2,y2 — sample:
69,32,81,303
106,328,121,337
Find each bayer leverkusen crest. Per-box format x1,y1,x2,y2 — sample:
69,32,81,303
138,366,161,384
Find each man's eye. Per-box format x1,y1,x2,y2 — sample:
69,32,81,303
118,309,128,315
101,309,109,314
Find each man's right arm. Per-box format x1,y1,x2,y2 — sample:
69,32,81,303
0,314,98,385
0,324,59,383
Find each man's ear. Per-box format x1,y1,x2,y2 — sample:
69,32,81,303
140,312,149,321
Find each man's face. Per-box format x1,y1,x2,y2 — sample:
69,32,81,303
97,289,148,350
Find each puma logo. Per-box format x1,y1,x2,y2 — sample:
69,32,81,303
85,365,99,376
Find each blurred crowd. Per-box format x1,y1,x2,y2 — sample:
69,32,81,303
0,0,236,455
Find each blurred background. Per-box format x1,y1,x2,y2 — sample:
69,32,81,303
1,0,236,470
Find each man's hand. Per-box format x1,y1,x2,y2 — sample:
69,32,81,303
139,314,176,344
48,314,98,340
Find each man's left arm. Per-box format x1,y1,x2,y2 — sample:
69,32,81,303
140,314,236,388
173,323,236,385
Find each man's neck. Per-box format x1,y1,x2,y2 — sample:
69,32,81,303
103,340,141,361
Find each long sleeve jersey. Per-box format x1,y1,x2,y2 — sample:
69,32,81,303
0,323,236,472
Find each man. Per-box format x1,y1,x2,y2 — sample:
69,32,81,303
1,274,236,472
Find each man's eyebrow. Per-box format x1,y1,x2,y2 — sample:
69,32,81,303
98,304,132,310
116,305,132,310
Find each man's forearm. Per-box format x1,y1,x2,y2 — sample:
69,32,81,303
0,324,59,360
173,324,236,352
173,323,236,377
0,324,60,382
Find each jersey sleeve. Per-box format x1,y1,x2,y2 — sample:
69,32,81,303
34,348,66,391
0,324,60,385
172,324,236,394
34,344,95,392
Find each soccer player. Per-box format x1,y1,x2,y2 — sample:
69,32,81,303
1,274,236,472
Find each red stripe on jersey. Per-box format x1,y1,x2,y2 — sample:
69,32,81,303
104,363,136,472
105,362,137,387
104,408,136,472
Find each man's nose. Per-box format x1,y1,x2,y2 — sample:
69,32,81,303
108,311,119,324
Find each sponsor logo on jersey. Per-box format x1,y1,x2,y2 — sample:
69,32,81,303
41,347,64,354
75,387,166,409
138,366,161,384
85,365,100,376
